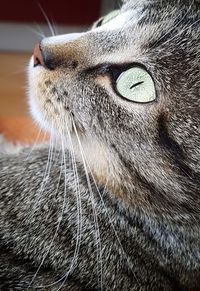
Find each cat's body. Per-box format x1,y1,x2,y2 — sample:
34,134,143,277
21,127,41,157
0,147,179,290
0,0,200,290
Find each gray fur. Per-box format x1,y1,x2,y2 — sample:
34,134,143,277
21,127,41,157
0,0,200,290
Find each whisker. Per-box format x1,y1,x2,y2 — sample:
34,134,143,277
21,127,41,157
27,142,64,289
37,2,56,36
71,119,138,285
85,164,135,277
25,24,46,39
23,127,43,162
33,120,83,290
44,135,63,222
34,23,47,38
49,18,59,36
56,128,83,291
32,123,54,212
7,126,47,213
71,120,103,291
85,162,137,279
10,67,28,75
16,128,48,186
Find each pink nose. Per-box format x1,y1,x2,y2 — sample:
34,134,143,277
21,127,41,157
33,42,45,67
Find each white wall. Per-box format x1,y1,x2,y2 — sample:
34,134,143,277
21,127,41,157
0,22,88,52
0,0,118,52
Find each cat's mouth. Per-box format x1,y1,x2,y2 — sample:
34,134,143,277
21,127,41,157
29,44,121,191
29,55,85,139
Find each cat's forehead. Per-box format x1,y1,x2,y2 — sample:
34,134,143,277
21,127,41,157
121,0,198,15
43,0,198,68
101,1,173,33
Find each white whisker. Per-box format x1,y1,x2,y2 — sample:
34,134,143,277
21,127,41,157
85,165,136,280
27,129,73,289
56,127,83,291
33,119,83,290
71,119,138,285
71,120,103,291
32,123,54,211
25,24,46,39
23,128,43,162
37,3,56,36
44,136,63,223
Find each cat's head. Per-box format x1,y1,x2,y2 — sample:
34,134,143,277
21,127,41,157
28,0,200,218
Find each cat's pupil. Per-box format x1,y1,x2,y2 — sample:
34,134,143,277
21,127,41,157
130,81,144,89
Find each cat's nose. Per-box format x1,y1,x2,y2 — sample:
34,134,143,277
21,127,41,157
33,33,85,70
33,42,45,68
33,41,61,70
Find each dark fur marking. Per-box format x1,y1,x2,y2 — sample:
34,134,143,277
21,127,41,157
68,60,78,69
51,87,57,94
111,140,199,214
158,113,184,159
44,80,52,87
64,105,70,111
63,91,69,97
135,170,198,214
157,114,200,186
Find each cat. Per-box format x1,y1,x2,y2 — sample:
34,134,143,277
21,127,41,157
0,0,200,290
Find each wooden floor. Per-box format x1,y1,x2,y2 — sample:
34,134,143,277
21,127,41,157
0,52,46,143
0,52,29,116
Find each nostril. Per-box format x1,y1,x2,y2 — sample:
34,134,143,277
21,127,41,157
33,42,45,68
33,42,56,70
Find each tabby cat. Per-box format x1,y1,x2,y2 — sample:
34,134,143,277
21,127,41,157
0,0,199,290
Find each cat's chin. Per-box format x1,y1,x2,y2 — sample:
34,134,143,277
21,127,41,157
28,92,73,137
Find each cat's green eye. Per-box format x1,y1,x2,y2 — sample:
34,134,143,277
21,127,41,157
99,10,120,26
116,67,156,103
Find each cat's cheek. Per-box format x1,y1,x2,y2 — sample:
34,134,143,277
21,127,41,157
28,58,73,135
28,91,48,131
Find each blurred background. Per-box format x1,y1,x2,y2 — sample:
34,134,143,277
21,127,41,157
0,0,117,143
